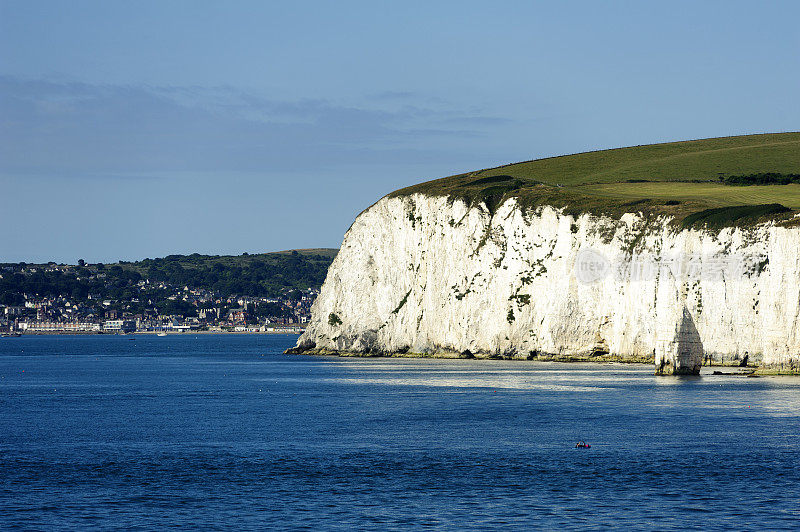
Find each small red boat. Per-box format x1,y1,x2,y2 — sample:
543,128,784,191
575,441,591,448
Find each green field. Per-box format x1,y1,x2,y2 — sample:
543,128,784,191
391,132,800,227
581,182,800,209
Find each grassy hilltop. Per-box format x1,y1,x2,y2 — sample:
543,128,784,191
391,132,800,228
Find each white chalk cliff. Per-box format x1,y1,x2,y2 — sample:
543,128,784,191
295,194,800,372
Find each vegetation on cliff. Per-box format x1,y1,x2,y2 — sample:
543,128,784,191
389,132,800,228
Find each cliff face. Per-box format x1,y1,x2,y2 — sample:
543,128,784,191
296,194,800,370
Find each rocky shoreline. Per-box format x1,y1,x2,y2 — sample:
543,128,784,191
283,345,783,375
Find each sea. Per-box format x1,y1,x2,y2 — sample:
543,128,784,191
1,334,799,530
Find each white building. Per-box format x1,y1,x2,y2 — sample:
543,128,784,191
103,319,136,333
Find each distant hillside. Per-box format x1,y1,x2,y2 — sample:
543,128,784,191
391,132,800,227
0,249,338,308
126,249,338,296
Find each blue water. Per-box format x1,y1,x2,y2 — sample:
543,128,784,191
1,335,799,530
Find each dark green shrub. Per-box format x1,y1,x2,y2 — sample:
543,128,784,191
681,204,791,229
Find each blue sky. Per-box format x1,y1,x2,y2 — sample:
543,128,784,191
1,0,798,263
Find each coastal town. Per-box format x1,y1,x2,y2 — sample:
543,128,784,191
0,283,316,335
0,256,330,336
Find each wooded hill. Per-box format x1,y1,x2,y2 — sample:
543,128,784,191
0,249,338,308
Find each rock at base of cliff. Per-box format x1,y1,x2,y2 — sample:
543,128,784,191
654,308,703,375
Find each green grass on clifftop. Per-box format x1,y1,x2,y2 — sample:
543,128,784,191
389,132,800,228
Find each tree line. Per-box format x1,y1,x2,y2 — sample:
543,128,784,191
720,172,800,185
